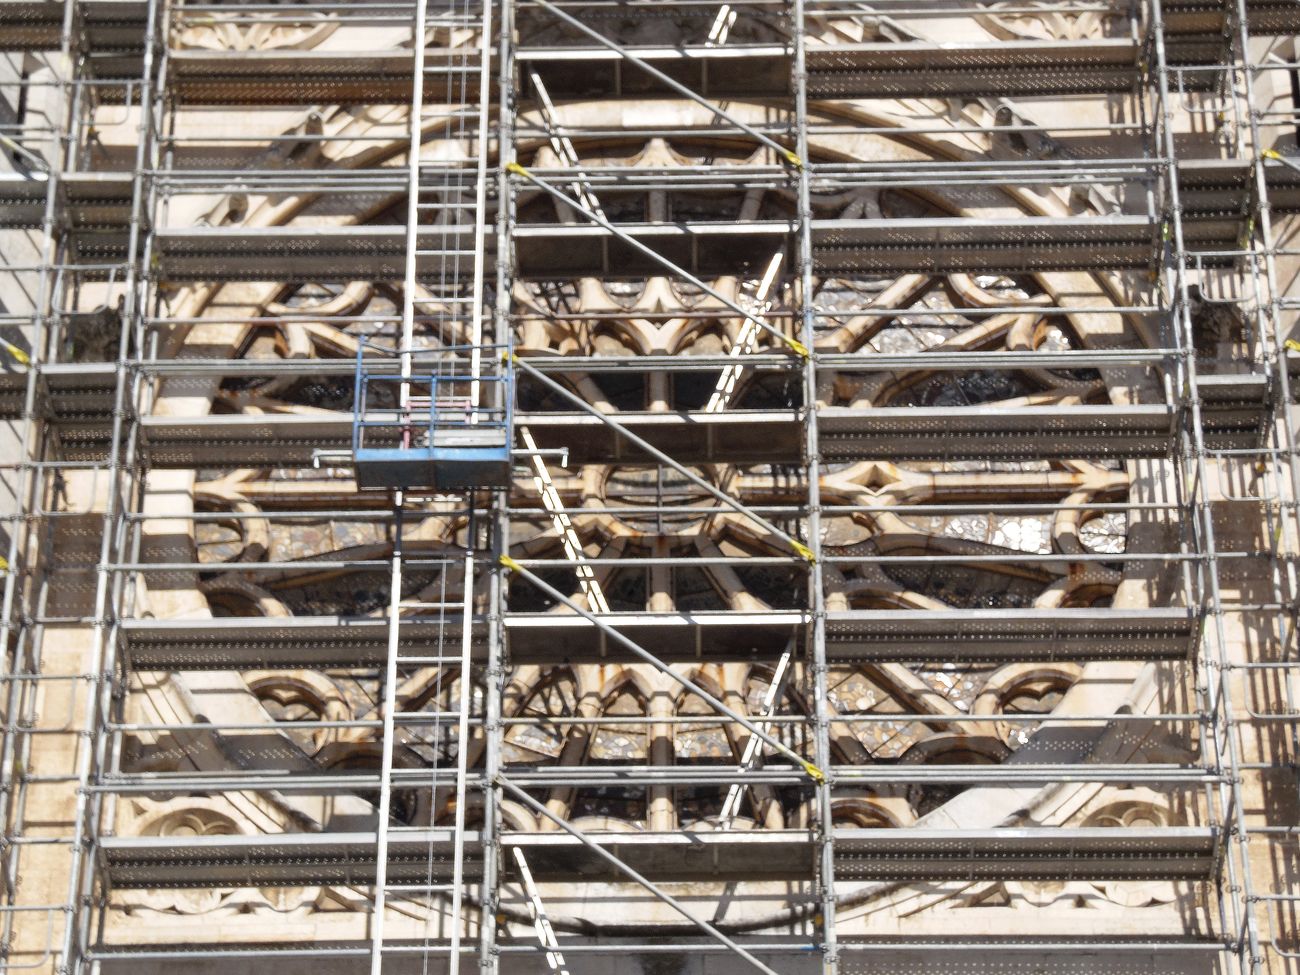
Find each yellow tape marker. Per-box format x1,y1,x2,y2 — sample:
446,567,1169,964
1,340,30,365
783,150,804,170
1285,339,1300,353
783,336,811,359
789,539,817,564
800,761,827,784
499,554,523,573
505,161,530,178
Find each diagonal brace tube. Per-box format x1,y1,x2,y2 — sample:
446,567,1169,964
511,354,815,561
526,0,801,169
507,162,808,358
499,552,824,781
498,775,786,975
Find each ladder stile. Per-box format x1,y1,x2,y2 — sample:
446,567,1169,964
367,4,497,974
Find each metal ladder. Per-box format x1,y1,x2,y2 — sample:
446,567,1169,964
370,2,496,973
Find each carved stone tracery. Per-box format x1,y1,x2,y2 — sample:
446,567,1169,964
113,5,1200,932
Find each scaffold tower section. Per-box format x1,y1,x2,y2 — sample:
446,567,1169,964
0,1,1297,974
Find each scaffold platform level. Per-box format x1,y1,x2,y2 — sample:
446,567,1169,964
1178,159,1300,219
130,403,1187,469
520,44,791,99
516,217,1185,280
0,173,135,230
811,217,1157,274
167,50,482,106
832,828,1218,882
138,215,1252,284
97,826,1218,889
0,0,147,53
508,609,1198,664
0,362,118,425
1196,373,1273,448
115,607,1197,669
1164,0,1300,34
117,616,489,671
817,405,1178,460
149,226,479,283
133,410,805,468
804,41,1141,97
504,611,806,664
512,221,791,280
823,608,1198,663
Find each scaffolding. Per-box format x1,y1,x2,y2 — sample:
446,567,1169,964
0,0,1297,973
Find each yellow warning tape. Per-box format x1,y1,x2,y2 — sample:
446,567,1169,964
789,539,817,564
800,761,827,784
784,336,811,359
1,340,30,366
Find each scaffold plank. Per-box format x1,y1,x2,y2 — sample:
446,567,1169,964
817,405,1176,459
804,40,1141,97
0,0,147,53
118,616,488,670
513,221,793,280
833,828,1218,881
1164,0,1300,35
131,404,1183,467
167,50,481,105
1197,372,1272,449
115,607,1197,670
134,410,805,467
505,611,803,663
1178,159,1300,219
0,173,134,229
824,609,1197,662
518,44,790,99
0,362,118,423
150,226,479,282
811,217,1155,274
98,826,1217,888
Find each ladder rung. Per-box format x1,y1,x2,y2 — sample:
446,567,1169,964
383,883,457,894
395,712,463,725
397,656,461,665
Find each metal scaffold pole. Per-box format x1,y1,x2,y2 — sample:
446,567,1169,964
792,4,838,971
0,0,79,966
479,2,517,972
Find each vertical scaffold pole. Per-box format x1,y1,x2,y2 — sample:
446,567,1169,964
480,4,517,971
0,0,78,965
792,3,838,972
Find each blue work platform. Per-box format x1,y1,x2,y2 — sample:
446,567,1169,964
352,346,513,491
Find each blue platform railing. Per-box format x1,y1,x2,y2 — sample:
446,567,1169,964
352,342,513,490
